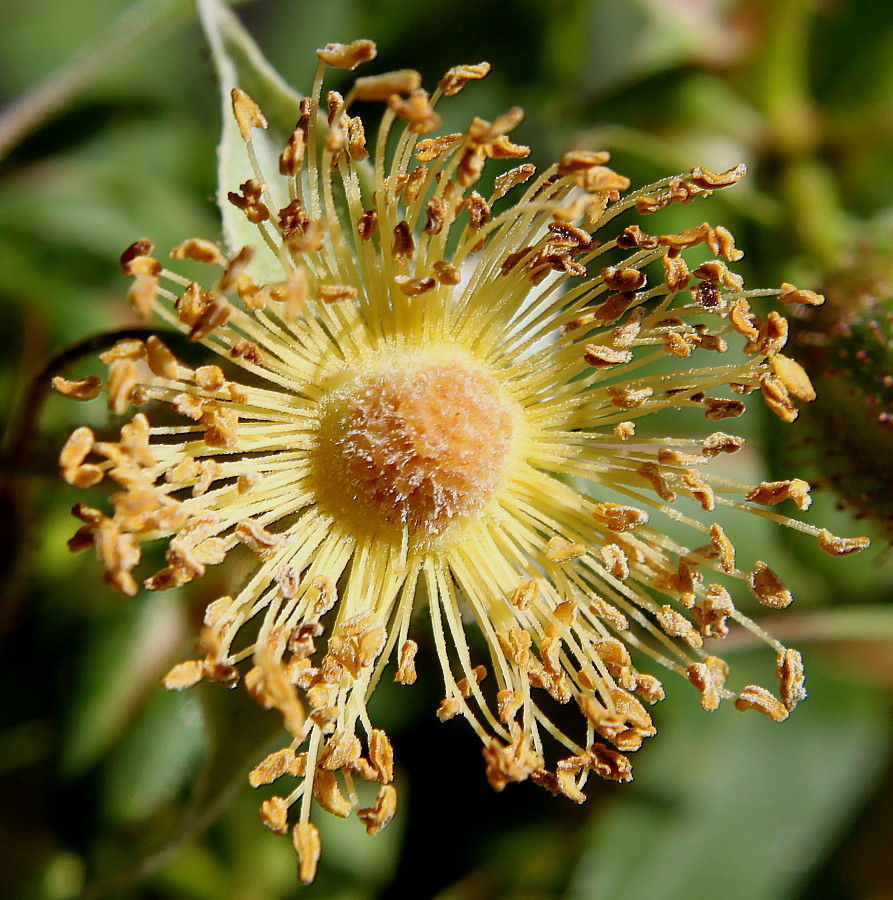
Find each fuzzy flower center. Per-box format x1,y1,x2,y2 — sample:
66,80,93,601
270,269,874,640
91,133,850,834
320,360,514,535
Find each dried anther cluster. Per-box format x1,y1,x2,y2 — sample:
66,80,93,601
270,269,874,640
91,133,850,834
55,39,869,884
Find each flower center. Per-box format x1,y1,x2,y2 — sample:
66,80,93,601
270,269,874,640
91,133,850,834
318,360,514,537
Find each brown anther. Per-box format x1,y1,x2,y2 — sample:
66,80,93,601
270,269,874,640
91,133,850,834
433,260,461,285
248,747,302,786
236,519,285,559
463,192,492,232
482,735,543,792
709,522,736,573
760,373,798,423
691,259,744,291
509,579,538,611
395,639,418,684
601,266,646,292
391,220,415,260
493,163,536,199
201,402,239,448
728,298,760,342
228,384,248,403
120,238,156,274
162,659,206,691
319,732,362,771
600,544,629,581
691,280,721,309
817,530,870,556
770,354,815,402
395,275,436,297
172,392,204,420
592,502,649,532
317,39,377,70
681,469,715,511
228,179,270,224
497,626,533,668
613,421,635,441
388,89,441,134
194,365,225,392
231,88,267,141
746,479,812,511
702,432,745,457
313,770,353,818
456,664,487,698
415,133,463,161
634,674,665,704
368,729,394,783
145,336,179,379
52,375,102,401
557,150,611,175
577,166,630,194
127,272,158,320
259,796,290,835
588,744,633,782
693,584,734,639
638,462,676,502
280,128,306,176
778,282,824,306
237,472,262,494
176,283,231,340
546,536,585,562
662,254,690,292
616,224,659,250
292,821,321,885
439,61,491,96
231,339,262,363
776,649,807,711
422,195,450,236
317,284,358,304
356,209,378,241
583,344,633,368
106,358,138,415
704,397,745,421
170,238,223,265
354,70,422,101
748,561,793,608
98,339,145,365
605,385,652,410
756,310,789,357
685,658,728,710
656,606,703,648
285,218,327,254
497,689,524,724
688,163,747,189
436,697,462,721
358,785,397,836
734,685,788,721
664,331,694,359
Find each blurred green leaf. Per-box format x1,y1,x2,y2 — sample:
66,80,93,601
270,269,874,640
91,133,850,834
103,686,206,823
62,593,187,774
567,662,890,900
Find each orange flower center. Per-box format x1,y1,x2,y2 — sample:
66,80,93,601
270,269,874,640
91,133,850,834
319,361,514,536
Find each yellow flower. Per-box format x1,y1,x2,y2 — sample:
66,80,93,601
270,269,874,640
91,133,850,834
54,40,869,884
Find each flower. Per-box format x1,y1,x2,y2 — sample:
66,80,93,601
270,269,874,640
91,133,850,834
54,39,869,884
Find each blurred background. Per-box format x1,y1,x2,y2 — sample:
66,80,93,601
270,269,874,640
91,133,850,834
1,0,892,897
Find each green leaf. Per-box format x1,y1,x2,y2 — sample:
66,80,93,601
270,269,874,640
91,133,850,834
61,593,188,774
567,660,890,900
196,0,302,285
103,686,206,824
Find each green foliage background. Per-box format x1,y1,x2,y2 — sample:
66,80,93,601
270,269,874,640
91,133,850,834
1,1,892,898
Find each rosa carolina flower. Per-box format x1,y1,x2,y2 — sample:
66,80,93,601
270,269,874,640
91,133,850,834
53,38,868,884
